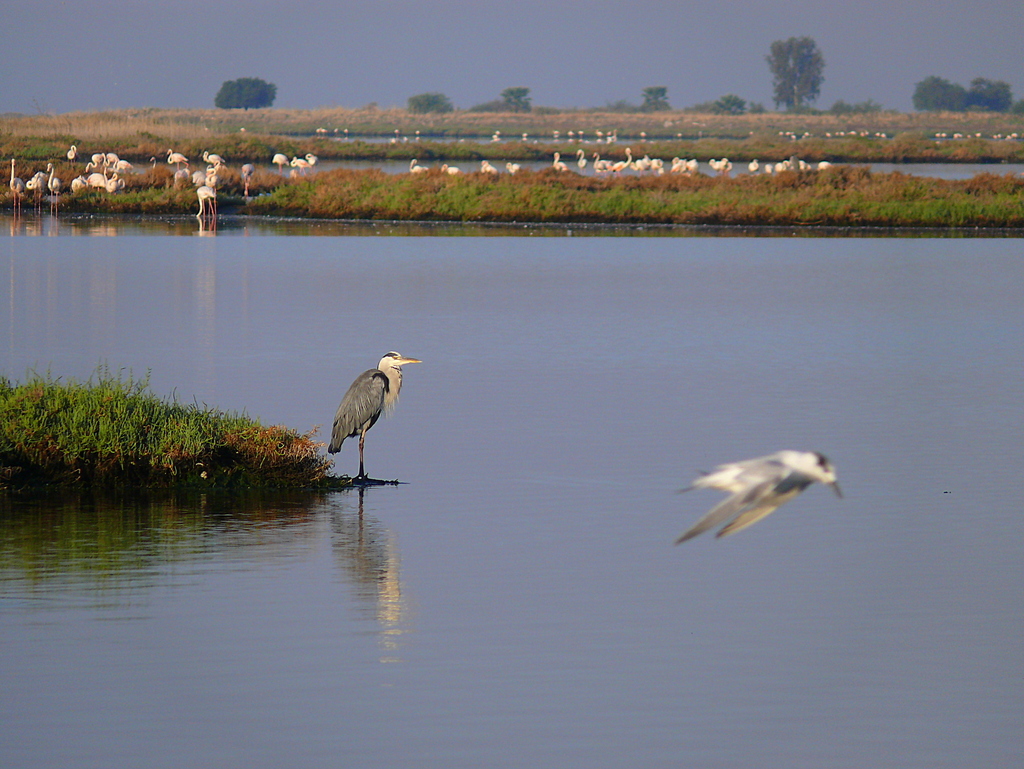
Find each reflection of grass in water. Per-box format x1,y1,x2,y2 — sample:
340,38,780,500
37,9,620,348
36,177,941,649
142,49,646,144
0,366,342,489
0,489,329,586
0,488,403,646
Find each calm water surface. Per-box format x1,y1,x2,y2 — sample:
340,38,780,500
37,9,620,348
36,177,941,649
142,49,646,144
1,232,1023,768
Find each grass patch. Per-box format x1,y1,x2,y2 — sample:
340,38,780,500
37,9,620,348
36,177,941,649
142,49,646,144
5,157,1024,228
0,367,346,489
242,165,1024,228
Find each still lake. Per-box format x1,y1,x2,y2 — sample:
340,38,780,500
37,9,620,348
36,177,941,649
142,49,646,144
1,226,1022,768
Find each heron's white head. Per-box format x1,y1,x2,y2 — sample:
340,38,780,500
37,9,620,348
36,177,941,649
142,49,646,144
378,351,421,370
377,352,421,412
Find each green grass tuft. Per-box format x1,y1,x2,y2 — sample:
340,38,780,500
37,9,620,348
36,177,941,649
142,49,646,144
0,367,344,489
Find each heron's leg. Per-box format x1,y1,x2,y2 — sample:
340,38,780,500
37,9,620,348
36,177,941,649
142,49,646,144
357,430,367,479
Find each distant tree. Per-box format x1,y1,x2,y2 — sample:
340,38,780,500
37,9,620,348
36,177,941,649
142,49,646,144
829,99,883,115
501,87,532,113
605,100,639,113
1011,100,1024,115
214,77,276,110
912,76,967,111
467,99,507,112
685,99,719,113
747,102,766,114
965,78,1012,112
640,86,670,112
407,92,454,114
712,94,746,115
766,37,825,109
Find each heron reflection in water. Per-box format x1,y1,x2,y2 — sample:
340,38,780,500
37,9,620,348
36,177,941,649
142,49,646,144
329,352,421,480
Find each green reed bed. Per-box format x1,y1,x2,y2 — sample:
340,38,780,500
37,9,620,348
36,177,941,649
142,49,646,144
5,160,1023,227
244,166,1024,228
0,369,343,489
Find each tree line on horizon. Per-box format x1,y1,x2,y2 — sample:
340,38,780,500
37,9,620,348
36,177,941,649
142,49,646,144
213,40,1021,116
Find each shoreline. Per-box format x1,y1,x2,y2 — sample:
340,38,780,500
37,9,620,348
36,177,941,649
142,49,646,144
6,210,1024,238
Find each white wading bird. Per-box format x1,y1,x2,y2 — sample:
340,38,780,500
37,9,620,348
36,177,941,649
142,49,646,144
675,450,841,543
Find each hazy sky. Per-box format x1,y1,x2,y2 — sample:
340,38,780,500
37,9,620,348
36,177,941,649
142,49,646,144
2,0,1020,115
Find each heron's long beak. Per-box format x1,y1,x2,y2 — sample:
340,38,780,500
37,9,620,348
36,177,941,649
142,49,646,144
397,357,422,365
830,482,843,498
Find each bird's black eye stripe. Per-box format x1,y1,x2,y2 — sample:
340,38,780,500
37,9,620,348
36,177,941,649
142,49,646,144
815,452,830,468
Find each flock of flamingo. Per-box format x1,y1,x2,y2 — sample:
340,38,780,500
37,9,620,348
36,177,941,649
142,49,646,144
7,146,321,222
410,148,832,177
8,141,834,224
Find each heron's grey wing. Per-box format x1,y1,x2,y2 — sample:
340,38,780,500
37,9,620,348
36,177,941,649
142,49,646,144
674,480,776,544
328,370,387,453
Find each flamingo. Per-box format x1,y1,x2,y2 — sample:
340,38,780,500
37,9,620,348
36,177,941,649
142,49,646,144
272,153,289,173
203,150,225,167
409,159,428,174
46,163,62,213
196,185,216,221
9,159,25,215
87,170,108,188
114,159,133,173
610,148,633,175
67,145,78,162
304,153,318,167
70,175,88,193
205,166,220,189
105,173,124,194
480,160,498,175
576,149,587,171
191,169,207,186
747,159,759,174
167,149,188,169
204,167,220,216
25,171,46,209
91,153,106,168
241,163,254,197
709,158,732,176
290,156,311,173
552,152,568,172
440,164,461,175
173,167,190,186
505,162,520,174
105,152,120,168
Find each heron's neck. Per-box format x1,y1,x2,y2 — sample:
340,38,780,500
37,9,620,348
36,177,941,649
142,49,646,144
380,363,403,412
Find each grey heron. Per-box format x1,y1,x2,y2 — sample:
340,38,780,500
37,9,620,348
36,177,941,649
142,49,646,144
329,352,421,479
675,450,841,543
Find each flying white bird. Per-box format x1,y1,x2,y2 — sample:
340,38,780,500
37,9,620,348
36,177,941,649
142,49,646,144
674,450,841,543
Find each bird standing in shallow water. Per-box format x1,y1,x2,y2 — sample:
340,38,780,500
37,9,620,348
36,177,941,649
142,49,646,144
329,352,421,479
9,158,25,215
675,450,841,543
